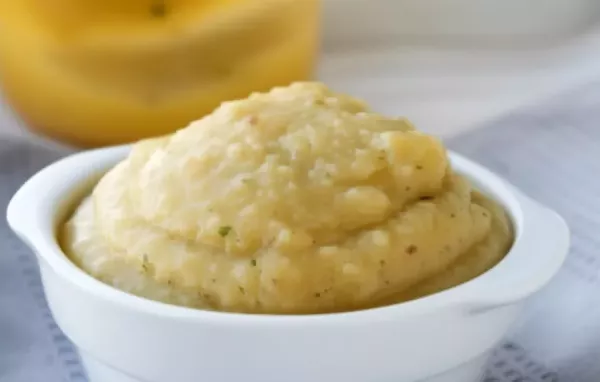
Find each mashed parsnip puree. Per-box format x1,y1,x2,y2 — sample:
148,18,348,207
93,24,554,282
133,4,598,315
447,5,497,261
61,82,513,314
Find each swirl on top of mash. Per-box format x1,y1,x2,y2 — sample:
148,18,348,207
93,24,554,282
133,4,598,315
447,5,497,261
61,82,513,314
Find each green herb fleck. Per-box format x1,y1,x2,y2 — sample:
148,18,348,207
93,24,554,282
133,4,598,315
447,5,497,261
416,165,423,170
314,292,321,298
239,286,245,294
250,259,257,267
141,254,149,272
218,226,232,237
406,245,418,255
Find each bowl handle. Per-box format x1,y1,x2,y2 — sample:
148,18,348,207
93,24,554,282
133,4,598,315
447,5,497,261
6,145,129,251
6,168,47,249
465,194,570,315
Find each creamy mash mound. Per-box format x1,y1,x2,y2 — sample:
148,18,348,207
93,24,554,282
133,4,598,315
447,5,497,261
61,82,513,314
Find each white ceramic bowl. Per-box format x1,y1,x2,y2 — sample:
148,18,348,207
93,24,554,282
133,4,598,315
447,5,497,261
7,145,569,382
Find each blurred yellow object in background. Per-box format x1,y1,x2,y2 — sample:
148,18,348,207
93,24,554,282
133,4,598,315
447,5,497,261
0,0,319,147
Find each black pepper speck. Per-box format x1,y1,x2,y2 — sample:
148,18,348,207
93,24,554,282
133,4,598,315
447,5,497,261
149,1,167,17
406,245,418,255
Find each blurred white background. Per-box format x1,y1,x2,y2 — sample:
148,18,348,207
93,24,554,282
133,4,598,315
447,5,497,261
320,0,600,136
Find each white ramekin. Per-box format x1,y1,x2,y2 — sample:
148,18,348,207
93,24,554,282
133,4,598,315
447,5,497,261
7,145,569,382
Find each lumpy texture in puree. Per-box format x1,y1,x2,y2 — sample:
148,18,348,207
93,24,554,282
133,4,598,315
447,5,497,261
61,82,513,314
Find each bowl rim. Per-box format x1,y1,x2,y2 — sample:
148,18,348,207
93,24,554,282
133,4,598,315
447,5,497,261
6,145,570,326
